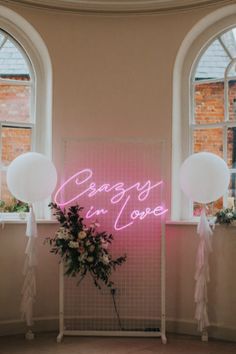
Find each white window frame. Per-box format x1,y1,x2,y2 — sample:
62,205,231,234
0,5,53,220
172,3,236,221
191,57,236,211
0,31,35,218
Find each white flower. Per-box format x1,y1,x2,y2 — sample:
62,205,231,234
102,254,109,265
78,231,87,240
56,227,70,240
89,245,95,252
68,241,79,248
226,212,233,219
90,221,100,228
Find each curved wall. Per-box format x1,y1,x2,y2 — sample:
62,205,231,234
0,1,235,341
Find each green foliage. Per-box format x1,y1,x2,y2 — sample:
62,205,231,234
0,198,29,213
46,203,127,290
215,207,236,225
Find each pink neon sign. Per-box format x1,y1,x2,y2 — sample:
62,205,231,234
54,168,168,231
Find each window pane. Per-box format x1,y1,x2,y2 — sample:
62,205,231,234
194,82,224,124
220,30,236,58
0,170,11,204
0,38,29,77
193,128,223,157
227,63,236,79
1,126,32,167
228,80,236,121
193,199,223,217
0,32,33,216
227,127,236,168
193,174,236,216
228,173,236,201
194,39,230,81
0,34,5,48
0,84,31,123
0,170,29,212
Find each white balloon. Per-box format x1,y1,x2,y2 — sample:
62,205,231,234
180,152,230,204
7,152,57,203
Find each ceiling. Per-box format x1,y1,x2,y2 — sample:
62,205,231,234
1,0,234,14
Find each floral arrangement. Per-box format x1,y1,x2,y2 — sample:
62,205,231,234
46,203,126,290
214,207,236,225
0,198,29,213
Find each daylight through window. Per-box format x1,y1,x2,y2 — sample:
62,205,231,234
192,27,236,216
0,29,34,214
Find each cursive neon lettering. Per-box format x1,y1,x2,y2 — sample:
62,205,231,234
131,206,168,221
110,182,140,204
137,180,163,201
114,196,134,231
55,169,93,206
54,168,168,231
86,206,108,219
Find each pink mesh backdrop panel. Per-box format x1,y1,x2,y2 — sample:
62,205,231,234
57,139,166,332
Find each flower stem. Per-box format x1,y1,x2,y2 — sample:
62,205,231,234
111,289,123,331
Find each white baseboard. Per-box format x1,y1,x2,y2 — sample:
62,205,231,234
0,316,235,342
0,316,58,337
166,317,236,342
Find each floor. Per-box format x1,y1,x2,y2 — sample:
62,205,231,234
0,333,235,354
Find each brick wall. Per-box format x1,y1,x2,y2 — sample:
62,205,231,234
0,75,30,123
0,76,31,204
194,81,236,160
194,80,236,214
195,82,224,125
2,127,31,166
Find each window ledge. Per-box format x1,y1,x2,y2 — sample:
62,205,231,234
166,220,198,226
0,218,58,225
0,212,59,224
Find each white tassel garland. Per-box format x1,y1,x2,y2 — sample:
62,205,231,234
20,205,37,331
194,207,212,333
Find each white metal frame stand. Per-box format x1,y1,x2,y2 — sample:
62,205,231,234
57,137,167,344
56,223,167,344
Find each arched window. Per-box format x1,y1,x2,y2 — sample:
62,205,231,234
191,28,236,217
0,29,34,214
0,6,52,220
172,4,236,220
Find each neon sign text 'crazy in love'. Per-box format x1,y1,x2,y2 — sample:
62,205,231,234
54,168,168,231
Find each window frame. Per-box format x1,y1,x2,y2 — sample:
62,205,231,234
190,42,236,214
172,3,236,221
0,5,53,220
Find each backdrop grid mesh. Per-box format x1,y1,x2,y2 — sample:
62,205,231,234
60,139,165,333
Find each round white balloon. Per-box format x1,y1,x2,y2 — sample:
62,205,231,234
180,152,230,204
7,152,57,203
